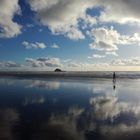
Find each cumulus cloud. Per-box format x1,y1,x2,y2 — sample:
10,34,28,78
28,0,94,40
65,61,109,71
5,61,21,67
22,41,47,49
111,57,140,66
92,54,105,58
51,43,60,49
83,14,97,28
1,0,137,40
0,61,21,68
0,0,22,38
90,41,118,52
67,62,81,68
27,0,140,29
89,27,140,53
97,0,140,24
27,0,140,43
66,27,85,40
25,58,45,67
26,57,62,67
106,51,118,56
89,27,119,52
62,59,72,63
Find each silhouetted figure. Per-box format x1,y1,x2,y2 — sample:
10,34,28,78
113,72,116,82
113,72,116,90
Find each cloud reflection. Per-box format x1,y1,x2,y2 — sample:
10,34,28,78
89,96,140,120
23,95,45,106
27,80,60,90
72,95,140,140
31,106,85,140
0,78,16,85
1,78,140,140
0,108,19,140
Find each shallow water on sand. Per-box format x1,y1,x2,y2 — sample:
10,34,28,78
0,77,140,140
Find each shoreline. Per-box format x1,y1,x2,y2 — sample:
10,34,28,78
0,71,140,79
0,71,113,79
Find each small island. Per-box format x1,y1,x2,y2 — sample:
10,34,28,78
54,68,62,72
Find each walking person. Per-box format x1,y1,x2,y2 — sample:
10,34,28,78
113,72,116,82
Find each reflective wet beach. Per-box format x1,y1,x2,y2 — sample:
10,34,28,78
0,77,140,140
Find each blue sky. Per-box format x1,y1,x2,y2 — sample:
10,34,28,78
1,0,140,71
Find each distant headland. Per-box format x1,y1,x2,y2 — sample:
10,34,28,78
54,68,62,72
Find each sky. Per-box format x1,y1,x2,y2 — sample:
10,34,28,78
1,0,140,71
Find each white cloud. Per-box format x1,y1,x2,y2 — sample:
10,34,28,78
0,0,22,38
90,41,118,51
87,56,92,59
25,58,45,67
67,62,81,68
89,27,119,52
88,53,110,59
27,0,140,29
63,59,72,63
81,14,97,30
26,57,62,67
64,61,109,71
63,57,140,70
92,54,105,58
26,24,34,28
27,0,140,42
119,33,140,45
51,43,60,49
2,57,140,71
111,57,140,66
84,14,97,27
66,27,85,40
89,27,140,53
97,0,140,24
106,51,118,56
5,61,21,67
0,61,21,68
28,0,93,40
22,41,47,49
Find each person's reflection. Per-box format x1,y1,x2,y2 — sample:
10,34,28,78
113,81,116,90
